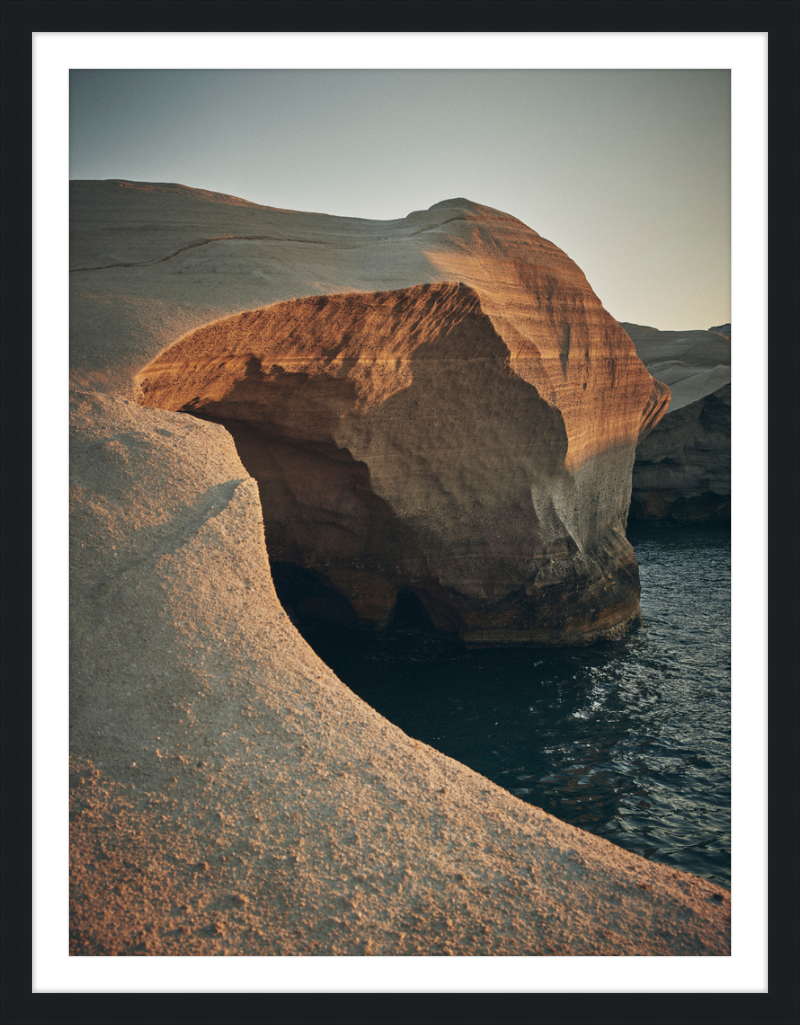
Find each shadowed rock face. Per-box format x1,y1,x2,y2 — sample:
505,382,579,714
622,323,730,522
137,267,668,646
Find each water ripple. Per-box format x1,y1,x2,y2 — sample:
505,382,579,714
302,522,731,888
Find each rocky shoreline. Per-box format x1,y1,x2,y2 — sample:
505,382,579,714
69,182,730,955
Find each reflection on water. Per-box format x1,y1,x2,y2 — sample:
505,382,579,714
284,522,731,889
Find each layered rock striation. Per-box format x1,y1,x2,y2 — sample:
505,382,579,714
623,323,731,521
133,196,668,646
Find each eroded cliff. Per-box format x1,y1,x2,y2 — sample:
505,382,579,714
133,197,668,646
137,294,667,646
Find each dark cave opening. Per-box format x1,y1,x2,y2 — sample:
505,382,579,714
385,587,437,636
269,561,358,631
269,561,462,668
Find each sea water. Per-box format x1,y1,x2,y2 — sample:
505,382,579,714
284,522,731,889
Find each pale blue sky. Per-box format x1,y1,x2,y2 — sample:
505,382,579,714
70,69,730,330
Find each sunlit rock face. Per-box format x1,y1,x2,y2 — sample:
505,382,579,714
622,323,730,522
136,199,668,646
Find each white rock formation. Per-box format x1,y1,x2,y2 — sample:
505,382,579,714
124,185,669,644
69,181,729,955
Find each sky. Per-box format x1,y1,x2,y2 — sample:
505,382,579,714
70,68,730,331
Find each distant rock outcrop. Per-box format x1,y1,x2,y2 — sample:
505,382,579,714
134,197,669,646
622,323,731,521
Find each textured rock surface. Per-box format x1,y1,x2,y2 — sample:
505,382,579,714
69,182,730,958
622,323,731,521
124,185,668,644
69,387,730,955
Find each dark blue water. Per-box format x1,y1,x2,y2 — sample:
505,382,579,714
290,523,731,889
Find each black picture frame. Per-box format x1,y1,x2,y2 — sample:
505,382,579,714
2,2,797,1023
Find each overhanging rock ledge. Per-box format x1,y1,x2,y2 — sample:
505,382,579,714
134,197,669,646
